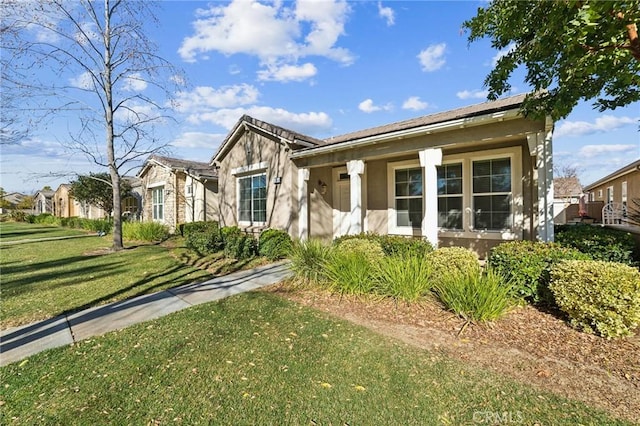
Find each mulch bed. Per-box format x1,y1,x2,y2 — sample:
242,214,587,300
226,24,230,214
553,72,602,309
265,282,640,423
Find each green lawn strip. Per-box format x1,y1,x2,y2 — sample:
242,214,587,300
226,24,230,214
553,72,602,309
0,292,629,425
0,222,90,241
0,228,212,329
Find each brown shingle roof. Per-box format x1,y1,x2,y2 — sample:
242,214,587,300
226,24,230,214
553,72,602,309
321,93,528,146
147,155,217,179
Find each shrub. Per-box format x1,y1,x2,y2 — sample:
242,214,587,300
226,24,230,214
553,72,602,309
290,239,333,283
258,229,293,260
550,260,640,338
334,238,384,264
84,219,112,234
555,224,638,266
324,250,377,295
221,226,257,260
488,241,590,304
184,222,223,254
375,253,432,302
432,268,514,322
122,222,169,242
33,213,59,225
9,211,27,222
333,232,433,257
428,247,480,285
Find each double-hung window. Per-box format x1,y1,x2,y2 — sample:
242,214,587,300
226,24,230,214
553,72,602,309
394,167,423,228
437,163,463,229
152,187,164,221
239,173,267,223
472,158,512,230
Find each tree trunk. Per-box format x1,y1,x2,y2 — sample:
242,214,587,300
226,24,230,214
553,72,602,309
103,0,123,251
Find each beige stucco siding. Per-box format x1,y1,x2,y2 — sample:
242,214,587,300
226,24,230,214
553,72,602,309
588,169,640,204
216,130,297,234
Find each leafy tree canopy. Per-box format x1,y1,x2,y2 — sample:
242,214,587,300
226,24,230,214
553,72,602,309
463,0,640,120
70,173,131,216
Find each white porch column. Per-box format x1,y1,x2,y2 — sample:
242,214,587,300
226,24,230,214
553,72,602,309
419,148,442,248
298,168,310,240
347,160,365,235
531,127,554,242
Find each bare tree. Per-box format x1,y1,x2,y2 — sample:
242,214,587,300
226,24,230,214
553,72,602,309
4,0,181,250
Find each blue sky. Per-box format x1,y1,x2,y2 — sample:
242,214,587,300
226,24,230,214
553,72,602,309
1,0,638,193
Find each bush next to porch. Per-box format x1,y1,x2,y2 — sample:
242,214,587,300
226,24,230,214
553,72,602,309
258,229,293,260
221,226,257,260
427,247,480,285
488,241,590,304
122,221,170,242
333,232,433,257
550,260,640,338
184,221,223,254
290,239,333,283
375,253,433,302
555,224,638,266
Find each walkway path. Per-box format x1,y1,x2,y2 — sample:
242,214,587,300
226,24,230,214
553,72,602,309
0,262,292,367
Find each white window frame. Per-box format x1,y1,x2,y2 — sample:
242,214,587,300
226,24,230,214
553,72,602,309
606,186,614,203
387,159,423,235
151,186,164,221
237,172,267,226
437,162,464,230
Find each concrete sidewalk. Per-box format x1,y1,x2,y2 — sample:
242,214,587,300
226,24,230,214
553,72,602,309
0,262,292,367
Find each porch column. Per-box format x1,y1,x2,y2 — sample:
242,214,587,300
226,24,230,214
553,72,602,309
298,168,310,240
530,127,554,242
347,160,365,235
419,148,442,248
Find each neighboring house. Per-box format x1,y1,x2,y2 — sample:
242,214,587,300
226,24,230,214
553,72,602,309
553,176,582,225
210,94,555,258
138,155,218,231
53,184,81,218
121,176,143,220
584,158,640,225
33,189,54,214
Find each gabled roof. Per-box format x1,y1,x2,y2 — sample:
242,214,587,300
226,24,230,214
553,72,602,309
34,190,55,198
584,158,640,191
210,115,324,164
139,155,217,180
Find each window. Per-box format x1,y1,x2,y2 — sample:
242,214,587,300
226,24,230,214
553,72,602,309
437,163,463,229
472,158,512,230
238,173,266,223
152,187,164,221
606,186,613,203
185,184,193,196
598,189,603,198
394,167,423,228
123,196,137,214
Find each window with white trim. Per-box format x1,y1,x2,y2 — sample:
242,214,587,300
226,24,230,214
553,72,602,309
152,187,164,221
394,167,423,228
606,186,613,203
185,184,193,196
472,158,512,231
238,173,266,223
437,163,463,229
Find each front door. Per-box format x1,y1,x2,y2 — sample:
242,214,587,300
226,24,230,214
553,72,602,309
332,167,351,238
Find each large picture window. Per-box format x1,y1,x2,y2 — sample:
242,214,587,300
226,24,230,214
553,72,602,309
472,158,511,230
394,168,423,228
437,163,463,229
239,173,267,223
152,187,164,221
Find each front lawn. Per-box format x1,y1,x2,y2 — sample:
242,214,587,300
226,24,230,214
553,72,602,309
0,222,90,241
0,292,629,425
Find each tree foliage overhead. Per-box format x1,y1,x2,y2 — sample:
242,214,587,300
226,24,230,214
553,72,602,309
463,0,640,120
70,173,131,216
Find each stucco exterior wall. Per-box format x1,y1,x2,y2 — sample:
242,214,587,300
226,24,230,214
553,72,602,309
588,169,640,205
53,185,80,218
216,130,297,234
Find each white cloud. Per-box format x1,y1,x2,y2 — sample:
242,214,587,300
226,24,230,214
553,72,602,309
188,106,333,135
378,2,395,26
402,96,428,111
170,132,225,149
178,0,353,81
123,73,148,92
69,71,94,90
358,98,392,113
170,74,187,86
491,42,517,66
456,89,489,100
257,62,317,82
175,84,260,113
417,43,446,72
578,144,638,158
554,115,638,138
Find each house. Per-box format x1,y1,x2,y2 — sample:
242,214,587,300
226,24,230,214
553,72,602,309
138,155,218,231
584,158,640,225
33,189,54,214
210,94,555,258
53,184,81,218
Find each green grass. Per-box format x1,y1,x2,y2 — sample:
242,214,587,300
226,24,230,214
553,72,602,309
0,222,90,241
0,292,630,425
0,223,214,329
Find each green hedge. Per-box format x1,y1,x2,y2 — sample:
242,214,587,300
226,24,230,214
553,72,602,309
122,222,169,242
550,260,640,338
258,229,292,260
184,221,223,254
555,224,638,266
488,241,590,304
221,226,257,260
428,247,480,285
333,232,433,257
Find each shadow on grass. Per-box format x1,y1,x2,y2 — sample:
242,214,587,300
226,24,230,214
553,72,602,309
0,227,62,239
1,254,110,277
